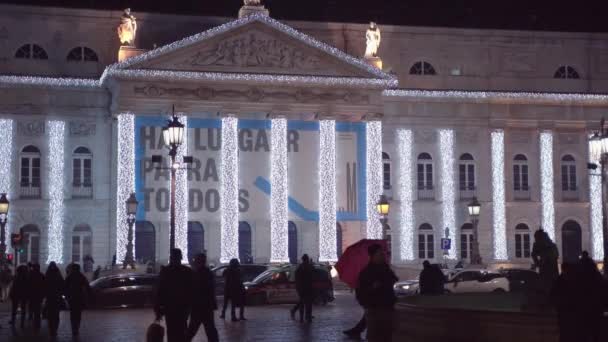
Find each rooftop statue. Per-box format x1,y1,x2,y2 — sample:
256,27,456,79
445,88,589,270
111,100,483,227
117,8,137,46
244,0,262,5
364,22,381,58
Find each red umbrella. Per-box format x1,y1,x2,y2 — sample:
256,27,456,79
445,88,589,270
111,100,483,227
334,239,388,289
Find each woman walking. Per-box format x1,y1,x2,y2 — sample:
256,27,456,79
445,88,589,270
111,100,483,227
220,258,246,321
45,262,65,338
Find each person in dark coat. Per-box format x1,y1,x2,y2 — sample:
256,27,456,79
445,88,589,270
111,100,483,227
356,244,398,342
220,258,246,321
577,251,605,342
419,260,435,295
45,262,65,338
9,265,29,328
64,263,91,336
290,254,314,322
28,263,45,330
155,248,194,342
551,262,578,342
185,253,218,342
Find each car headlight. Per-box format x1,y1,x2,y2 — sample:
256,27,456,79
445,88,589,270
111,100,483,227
244,285,249,290
401,285,410,290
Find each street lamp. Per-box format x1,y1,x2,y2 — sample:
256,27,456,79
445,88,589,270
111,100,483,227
123,192,138,269
467,197,482,265
0,193,9,265
588,121,608,277
376,195,390,239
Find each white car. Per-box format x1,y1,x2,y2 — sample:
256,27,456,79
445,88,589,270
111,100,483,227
393,280,420,296
444,269,509,294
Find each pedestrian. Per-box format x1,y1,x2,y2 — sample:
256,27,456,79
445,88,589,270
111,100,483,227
290,254,314,323
0,265,12,302
185,253,219,342
28,263,45,330
45,262,65,338
419,260,435,295
355,244,398,342
577,251,604,342
64,263,91,336
155,248,193,342
9,265,28,328
551,262,578,342
220,258,246,321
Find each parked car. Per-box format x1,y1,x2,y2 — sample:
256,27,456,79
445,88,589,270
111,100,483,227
212,264,269,296
89,273,158,309
444,269,509,294
499,268,539,292
393,279,420,296
244,264,334,305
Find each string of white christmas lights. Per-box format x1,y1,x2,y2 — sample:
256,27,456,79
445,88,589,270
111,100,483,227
491,130,508,260
175,115,189,261
270,118,289,263
220,117,239,263
116,114,135,263
540,131,555,240
366,121,383,239
47,121,65,264
319,120,337,262
0,75,100,89
0,119,13,242
439,130,456,260
588,136,604,261
396,129,414,261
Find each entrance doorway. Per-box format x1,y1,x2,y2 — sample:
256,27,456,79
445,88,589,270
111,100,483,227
135,221,156,264
561,220,582,263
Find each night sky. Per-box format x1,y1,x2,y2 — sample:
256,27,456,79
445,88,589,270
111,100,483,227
1,0,607,32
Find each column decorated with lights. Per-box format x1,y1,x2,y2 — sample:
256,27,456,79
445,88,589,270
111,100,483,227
116,114,135,263
0,119,13,263
491,130,507,260
588,133,604,261
540,131,555,240
174,115,189,258
47,120,65,263
270,117,289,263
439,129,456,259
396,129,414,261
220,117,239,263
366,121,383,239
319,120,337,262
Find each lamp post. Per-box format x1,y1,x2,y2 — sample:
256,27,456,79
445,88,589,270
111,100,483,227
588,123,608,277
467,197,482,265
162,110,184,251
376,195,390,239
0,193,9,265
123,192,138,269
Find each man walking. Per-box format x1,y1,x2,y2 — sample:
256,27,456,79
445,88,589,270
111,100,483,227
155,248,193,342
356,244,398,342
27,264,45,330
291,254,314,323
186,253,218,342
65,263,91,336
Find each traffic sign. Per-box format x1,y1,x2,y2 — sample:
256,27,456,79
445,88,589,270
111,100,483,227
441,238,452,250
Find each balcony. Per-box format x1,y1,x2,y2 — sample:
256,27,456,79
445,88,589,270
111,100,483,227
561,188,579,201
20,182,41,199
459,187,476,200
513,187,531,201
417,186,435,201
72,183,93,198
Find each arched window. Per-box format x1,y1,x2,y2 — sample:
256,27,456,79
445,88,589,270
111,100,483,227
382,152,391,190
72,224,92,265
135,221,156,263
288,221,298,264
238,222,253,264
20,145,41,198
417,153,434,200
513,154,530,199
418,223,434,259
514,224,531,258
187,222,205,263
18,225,41,265
15,44,48,60
67,46,99,62
459,153,475,199
460,223,473,260
554,65,580,79
73,147,92,198
410,61,436,75
336,223,343,258
561,155,577,194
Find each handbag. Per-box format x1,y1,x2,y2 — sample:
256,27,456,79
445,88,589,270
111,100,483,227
146,320,165,342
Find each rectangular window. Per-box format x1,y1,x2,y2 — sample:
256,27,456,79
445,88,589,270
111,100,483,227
523,234,531,258
21,158,30,185
383,162,390,189
561,165,568,191
459,165,466,190
568,165,576,190
32,158,41,186
467,164,475,190
83,159,92,186
521,165,528,190
513,165,520,191
425,164,433,188
427,235,434,259
72,235,81,263
515,234,522,258
460,234,468,259
73,159,81,186
30,235,40,264
418,234,425,259
417,164,425,189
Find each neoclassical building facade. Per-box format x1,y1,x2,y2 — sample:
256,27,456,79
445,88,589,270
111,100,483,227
0,3,606,269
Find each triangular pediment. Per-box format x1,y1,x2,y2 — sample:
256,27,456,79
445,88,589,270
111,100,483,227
111,13,393,81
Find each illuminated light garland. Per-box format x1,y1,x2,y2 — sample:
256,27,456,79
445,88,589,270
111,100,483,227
0,75,100,89
0,119,13,241
382,89,608,105
540,131,555,240
396,129,414,261
220,117,239,263
319,120,337,262
439,129,457,260
589,135,604,261
366,121,383,239
491,130,508,260
106,12,394,81
270,118,289,263
47,121,65,264
174,115,189,261
116,114,135,263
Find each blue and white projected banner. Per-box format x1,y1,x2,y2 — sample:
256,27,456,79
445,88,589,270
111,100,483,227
134,117,367,228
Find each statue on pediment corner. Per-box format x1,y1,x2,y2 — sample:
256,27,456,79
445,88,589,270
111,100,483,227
117,8,137,46
365,22,381,58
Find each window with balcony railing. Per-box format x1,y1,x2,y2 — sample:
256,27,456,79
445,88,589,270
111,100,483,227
515,223,531,258
459,153,476,200
73,147,93,198
418,223,435,259
417,153,434,200
513,154,530,200
561,154,578,201
20,145,41,198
